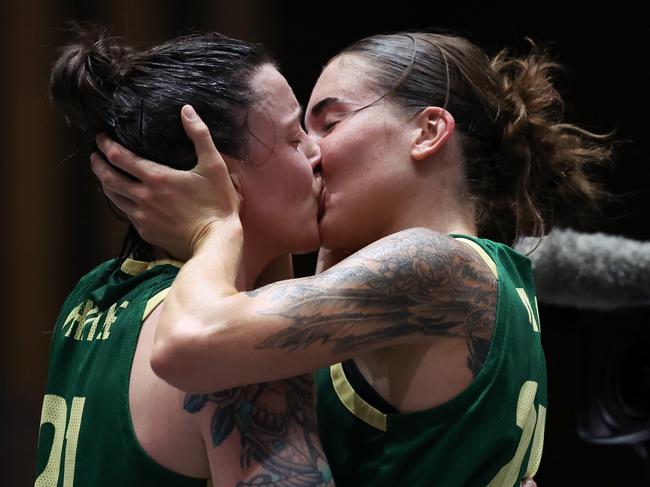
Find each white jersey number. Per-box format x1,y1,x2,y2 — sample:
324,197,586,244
35,395,86,487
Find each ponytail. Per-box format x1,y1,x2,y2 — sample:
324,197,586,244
481,41,612,244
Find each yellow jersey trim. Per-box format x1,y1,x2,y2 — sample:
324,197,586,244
453,237,499,280
121,258,183,276
143,288,171,321
330,363,387,432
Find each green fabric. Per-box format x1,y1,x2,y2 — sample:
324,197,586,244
35,259,207,486
316,236,547,486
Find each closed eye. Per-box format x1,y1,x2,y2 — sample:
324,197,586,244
322,120,339,132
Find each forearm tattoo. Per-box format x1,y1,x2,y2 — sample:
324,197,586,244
185,375,332,486
249,229,497,377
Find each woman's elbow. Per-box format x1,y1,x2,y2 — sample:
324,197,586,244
150,326,198,389
150,320,232,393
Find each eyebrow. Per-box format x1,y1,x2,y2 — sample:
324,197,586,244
309,97,340,118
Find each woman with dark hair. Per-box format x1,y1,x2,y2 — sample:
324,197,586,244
92,31,610,486
36,26,333,486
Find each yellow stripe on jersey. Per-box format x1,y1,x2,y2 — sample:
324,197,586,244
526,403,546,478
121,258,183,276
453,237,499,280
143,288,171,321
330,363,387,432
487,381,540,486
121,259,148,276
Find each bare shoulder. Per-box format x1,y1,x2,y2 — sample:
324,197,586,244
348,227,499,378
256,227,497,363
332,227,497,295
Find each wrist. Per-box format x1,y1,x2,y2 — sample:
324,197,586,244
192,217,243,254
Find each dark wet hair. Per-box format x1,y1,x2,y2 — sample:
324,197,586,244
337,32,611,246
50,24,274,262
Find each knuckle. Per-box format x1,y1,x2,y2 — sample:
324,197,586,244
105,145,122,163
97,169,114,189
194,124,211,139
146,167,166,185
133,187,150,205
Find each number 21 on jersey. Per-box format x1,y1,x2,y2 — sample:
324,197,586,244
487,288,545,485
35,395,86,487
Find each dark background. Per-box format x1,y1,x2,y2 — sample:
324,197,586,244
2,1,648,485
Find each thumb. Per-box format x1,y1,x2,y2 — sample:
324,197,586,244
180,104,228,174
229,171,244,205
229,171,243,192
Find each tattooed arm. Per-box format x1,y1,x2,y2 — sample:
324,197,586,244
188,375,333,486
152,226,497,393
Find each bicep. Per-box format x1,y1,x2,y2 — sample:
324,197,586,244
208,228,497,385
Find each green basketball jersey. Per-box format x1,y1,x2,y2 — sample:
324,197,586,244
316,235,547,487
35,258,209,487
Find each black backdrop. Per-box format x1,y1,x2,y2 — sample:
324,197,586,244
2,1,648,485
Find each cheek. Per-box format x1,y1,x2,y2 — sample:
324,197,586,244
279,153,315,194
320,134,353,173
334,112,405,172
244,154,313,208
320,128,379,178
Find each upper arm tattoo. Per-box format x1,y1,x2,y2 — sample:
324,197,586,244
185,375,333,486
248,229,497,377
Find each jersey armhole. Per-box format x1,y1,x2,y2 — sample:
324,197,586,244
121,282,208,483
142,287,172,321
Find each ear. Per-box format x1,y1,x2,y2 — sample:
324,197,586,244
410,107,456,161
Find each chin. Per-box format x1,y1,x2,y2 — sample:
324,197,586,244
319,217,365,253
287,224,321,254
318,215,339,249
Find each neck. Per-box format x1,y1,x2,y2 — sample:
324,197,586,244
386,192,477,239
152,230,278,293
399,142,477,237
151,246,179,262
234,231,279,291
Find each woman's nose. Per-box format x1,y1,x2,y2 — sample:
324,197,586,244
304,136,322,170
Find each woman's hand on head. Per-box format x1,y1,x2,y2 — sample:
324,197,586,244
91,105,242,261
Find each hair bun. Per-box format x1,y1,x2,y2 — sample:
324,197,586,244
484,40,611,242
50,23,132,134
